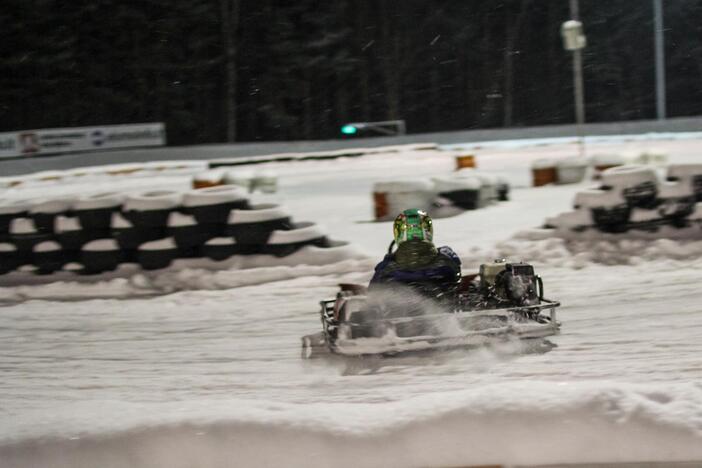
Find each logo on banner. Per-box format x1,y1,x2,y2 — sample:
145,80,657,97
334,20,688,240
19,132,39,154
91,129,106,146
0,137,14,151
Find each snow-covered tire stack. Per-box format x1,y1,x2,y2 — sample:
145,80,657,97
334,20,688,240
556,158,588,185
166,186,251,258
577,188,630,233
667,164,702,202
545,164,702,235
0,215,41,274
137,237,179,270
374,173,509,220
264,222,328,258
32,240,67,275
167,212,209,257
8,217,50,259
601,166,659,209
54,215,93,252
0,200,30,240
201,237,239,261
474,173,506,206
122,190,182,231
80,239,123,274
654,164,700,227
29,198,75,234
182,185,248,229
111,212,151,259
119,190,181,254
433,176,482,210
73,192,124,233
226,204,292,255
0,188,350,277
0,242,22,275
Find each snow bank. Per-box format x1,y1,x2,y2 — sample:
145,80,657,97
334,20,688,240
182,185,247,207
0,254,371,301
490,231,702,268
1,382,701,468
123,190,182,211
73,192,125,211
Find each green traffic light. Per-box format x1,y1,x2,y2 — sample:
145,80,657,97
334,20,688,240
341,125,357,135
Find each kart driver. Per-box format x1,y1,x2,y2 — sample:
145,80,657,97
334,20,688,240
368,208,462,298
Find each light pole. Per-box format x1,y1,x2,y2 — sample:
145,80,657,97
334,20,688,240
561,0,587,157
653,0,666,120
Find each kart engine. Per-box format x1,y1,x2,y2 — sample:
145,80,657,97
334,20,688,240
479,260,542,306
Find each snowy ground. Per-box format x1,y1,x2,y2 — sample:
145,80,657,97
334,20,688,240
2,135,702,467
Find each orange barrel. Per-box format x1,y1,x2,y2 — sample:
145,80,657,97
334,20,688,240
591,154,624,179
192,170,225,189
193,179,223,189
373,192,389,220
531,159,557,187
593,164,621,179
455,154,476,170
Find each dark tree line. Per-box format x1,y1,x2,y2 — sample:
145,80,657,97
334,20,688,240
2,0,702,145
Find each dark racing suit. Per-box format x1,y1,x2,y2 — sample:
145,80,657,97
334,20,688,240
368,240,462,301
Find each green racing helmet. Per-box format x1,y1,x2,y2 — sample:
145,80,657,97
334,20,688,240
393,208,433,245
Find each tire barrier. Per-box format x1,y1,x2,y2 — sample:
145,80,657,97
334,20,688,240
182,186,249,225
666,164,702,202
556,158,589,185
195,169,279,194
29,197,75,234
55,215,94,251
265,222,328,257
122,190,182,229
531,151,670,187
601,166,659,209
202,237,239,261
168,212,212,253
373,172,510,221
545,164,702,235
532,158,590,186
33,240,66,274
81,239,123,274
0,189,344,277
226,204,292,248
73,192,125,230
433,176,483,210
137,237,179,270
0,200,31,236
0,242,21,274
9,218,49,253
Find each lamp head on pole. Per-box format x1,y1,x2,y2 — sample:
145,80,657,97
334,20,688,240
561,20,587,50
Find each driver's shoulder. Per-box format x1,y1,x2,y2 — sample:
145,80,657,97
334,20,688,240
437,245,461,265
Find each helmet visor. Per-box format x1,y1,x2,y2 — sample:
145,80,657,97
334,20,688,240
393,209,433,244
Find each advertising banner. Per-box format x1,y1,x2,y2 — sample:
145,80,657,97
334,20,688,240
0,123,166,159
